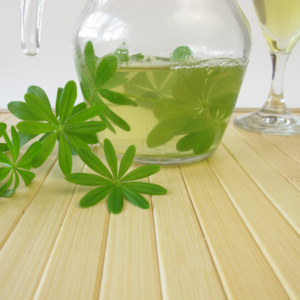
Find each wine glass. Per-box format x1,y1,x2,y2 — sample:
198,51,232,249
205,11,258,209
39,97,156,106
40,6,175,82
234,0,300,135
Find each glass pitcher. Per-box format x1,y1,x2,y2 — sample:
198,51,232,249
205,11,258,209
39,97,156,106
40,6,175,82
21,0,251,165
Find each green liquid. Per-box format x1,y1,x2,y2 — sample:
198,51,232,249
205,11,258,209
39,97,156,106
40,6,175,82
76,57,246,163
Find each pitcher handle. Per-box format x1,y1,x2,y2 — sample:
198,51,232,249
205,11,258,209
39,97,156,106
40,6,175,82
21,0,44,56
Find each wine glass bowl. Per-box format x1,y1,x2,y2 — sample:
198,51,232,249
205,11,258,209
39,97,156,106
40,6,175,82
234,0,300,135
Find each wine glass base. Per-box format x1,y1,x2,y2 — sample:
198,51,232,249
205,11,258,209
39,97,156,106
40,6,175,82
234,111,300,136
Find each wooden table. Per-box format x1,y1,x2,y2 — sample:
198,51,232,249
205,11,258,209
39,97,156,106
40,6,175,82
0,111,300,300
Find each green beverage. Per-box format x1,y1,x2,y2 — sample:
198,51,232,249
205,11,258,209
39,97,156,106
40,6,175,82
76,48,246,164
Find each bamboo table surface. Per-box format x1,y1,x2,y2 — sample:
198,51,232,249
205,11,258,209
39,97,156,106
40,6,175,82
1,111,300,300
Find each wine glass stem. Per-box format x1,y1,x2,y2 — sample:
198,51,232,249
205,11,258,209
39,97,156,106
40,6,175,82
260,51,291,115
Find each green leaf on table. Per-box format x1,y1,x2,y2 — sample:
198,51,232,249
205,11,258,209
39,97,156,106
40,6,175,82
76,133,98,145
25,94,59,126
64,121,107,134
0,144,9,152
104,139,118,179
120,165,160,182
63,131,90,152
66,142,167,213
59,134,72,176
27,86,51,108
107,187,123,214
55,88,63,118
8,101,42,121
0,172,13,197
0,153,12,167
118,145,135,179
77,148,113,180
119,185,150,209
11,126,20,163
0,168,11,181
32,131,58,168
2,171,19,197
16,141,41,167
70,102,87,118
1,127,15,162
79,185,114,208
59,81,78,124
16,169,35,186
65,173,112,186
18,131,38,147
64,105,103,126
121,182,167,195
17,121,57,135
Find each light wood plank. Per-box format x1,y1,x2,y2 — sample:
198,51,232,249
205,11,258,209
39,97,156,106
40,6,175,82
180,160,288,300
229,114,300,192
150,166,226,300
34,146,109,300
0,157,85,300
0,113,11,122
207,145,300,300
0,115,20,130
99,175,162,300
221,126,300,236
0,146,58,249
263,135,300,165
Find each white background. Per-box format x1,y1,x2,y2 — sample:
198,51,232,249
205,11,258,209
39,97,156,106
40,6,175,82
0,0,299,109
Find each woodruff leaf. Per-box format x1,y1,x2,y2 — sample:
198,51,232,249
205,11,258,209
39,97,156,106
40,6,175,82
59,81,78,124
27,86,51,108
120,165,160,182
58,134,72,176
119,185,150,209
8,101,42,121
79,185,114,208
104,139,118,179
118,145,135,179
121,182,167,195
77,148,113,180
32,131,58,168
65,173,112,186
64,105,103,126
24,94,59,126
107,187,123,214
17,121,58,135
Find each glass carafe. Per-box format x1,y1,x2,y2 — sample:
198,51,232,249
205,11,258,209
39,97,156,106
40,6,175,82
22,0,251,165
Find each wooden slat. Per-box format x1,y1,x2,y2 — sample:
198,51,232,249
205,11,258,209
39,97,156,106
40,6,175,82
0,157,85,300
0,146,58,249
0,116,20,129
34,146,109,300
99,176,162,299
229,114,300,192
263,135,300,165
0,113,11,122
207,144,300,300
221,126,300,236
150,166,226,300
180,160,288,300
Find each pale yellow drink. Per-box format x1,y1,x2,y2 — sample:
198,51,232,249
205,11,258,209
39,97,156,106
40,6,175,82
253,0,300,51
